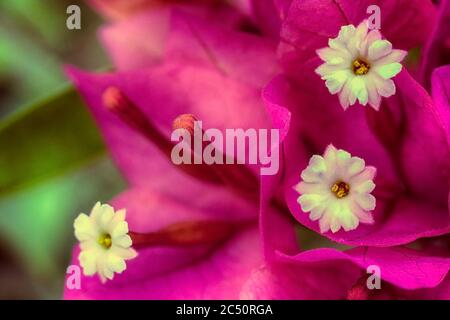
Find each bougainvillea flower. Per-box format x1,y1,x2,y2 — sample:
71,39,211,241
64,10,280,299
261,61,450,246
419,0,450,90
74,202,137,283
315,21,406,110
295,144,376,233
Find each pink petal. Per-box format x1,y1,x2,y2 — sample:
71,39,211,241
419,0,450,90
259,80,298,259
282,246,450,290
165,9,279,88
432,66,450,141
240,259,359,299
100,5,245,71
241,246,450,299
100,7,171,70
367,69,450,205
88,0,156,20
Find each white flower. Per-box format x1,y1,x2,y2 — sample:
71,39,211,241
74,202,137,283
295,145,376,233
315,20,407,110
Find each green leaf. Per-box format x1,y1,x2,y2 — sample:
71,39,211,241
0,84,107,196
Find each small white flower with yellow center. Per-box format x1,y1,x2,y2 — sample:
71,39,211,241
295,145,376,233
74,202,137,283
315,20,407,110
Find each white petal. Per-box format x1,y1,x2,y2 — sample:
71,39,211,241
97,204,115,229
347,21,368,54
111,246,138,260
109,209,127,231
373,49,407,66
339,210,359,232
323,144,338,162
324,70,351,94
90,202,106,222
337,25,356,42
74,214,97,241
78,250,99,276
346,157,365,177
349,77,368,105
368,40,392,61
110,220,129,238
113,234,132,248
298,194,322,212
353,208,375,224
310,206,326,221
356,194,376,211
338,80,352,110
319,214,331,233
315,63,342,77
365,75,381,110
317,47,347,64
101,263,115,281
376,62,403,79
377,78,396,97
329,214,342,233
309,154,327,172
355,21,369,40
360,29,382,56
351,166,377,186
353,180,376,193
336,148,351,170
301,168,321,183
107,254,126,273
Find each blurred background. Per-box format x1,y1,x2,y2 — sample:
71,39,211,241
0,0,126,299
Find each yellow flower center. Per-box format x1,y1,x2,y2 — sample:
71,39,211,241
352,59,370,75
331,181,350,198
98,233,112,249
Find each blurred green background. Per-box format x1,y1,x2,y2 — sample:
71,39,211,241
0,0,126,299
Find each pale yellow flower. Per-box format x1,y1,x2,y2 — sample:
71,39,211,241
295,145,376,233
316,21,407,110
74,202,137,283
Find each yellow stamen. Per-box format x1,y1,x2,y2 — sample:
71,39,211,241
331,181,350,198
352,59,370,75
98,234,112,249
